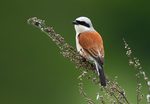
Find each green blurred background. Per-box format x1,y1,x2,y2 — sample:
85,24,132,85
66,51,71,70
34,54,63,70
0,0,150,104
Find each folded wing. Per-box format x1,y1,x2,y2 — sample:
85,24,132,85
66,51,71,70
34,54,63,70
78,31,104,66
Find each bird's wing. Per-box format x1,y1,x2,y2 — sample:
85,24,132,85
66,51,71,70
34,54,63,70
78,31,104,66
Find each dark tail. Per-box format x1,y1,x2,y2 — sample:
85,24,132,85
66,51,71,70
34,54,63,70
98,64,106,86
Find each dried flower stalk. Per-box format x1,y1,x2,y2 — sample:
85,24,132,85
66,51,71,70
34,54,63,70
27,17,149,104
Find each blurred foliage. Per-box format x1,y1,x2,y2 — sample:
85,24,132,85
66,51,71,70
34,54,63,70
0,0,150,104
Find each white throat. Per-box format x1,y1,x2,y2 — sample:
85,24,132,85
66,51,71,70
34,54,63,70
74,25,94,34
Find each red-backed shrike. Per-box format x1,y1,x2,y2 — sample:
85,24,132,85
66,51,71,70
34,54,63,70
72,16,106,86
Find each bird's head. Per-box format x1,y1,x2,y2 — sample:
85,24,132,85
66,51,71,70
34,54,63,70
72,16,94,34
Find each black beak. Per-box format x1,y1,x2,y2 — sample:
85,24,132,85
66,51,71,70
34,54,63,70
72,20,78,25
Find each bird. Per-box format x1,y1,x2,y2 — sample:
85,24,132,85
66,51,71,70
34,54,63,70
72,16,106,86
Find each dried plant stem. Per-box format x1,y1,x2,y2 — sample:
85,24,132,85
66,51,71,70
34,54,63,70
27,17,129,104
123,38,150,103
105,77,129,104
27,17,149,104
129,55,140,104
134,62,140,104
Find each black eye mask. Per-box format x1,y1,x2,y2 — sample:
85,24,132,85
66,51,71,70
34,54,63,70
76,20,90,28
